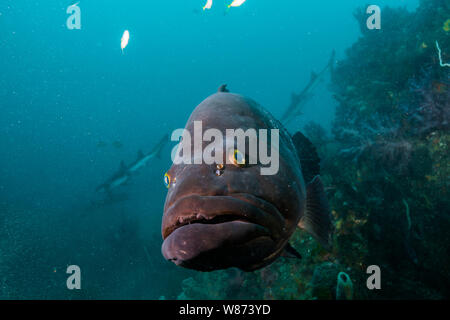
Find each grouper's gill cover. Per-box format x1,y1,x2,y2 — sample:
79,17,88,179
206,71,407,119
161,86,333,271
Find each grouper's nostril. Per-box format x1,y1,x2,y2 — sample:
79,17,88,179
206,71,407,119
215,164,224,176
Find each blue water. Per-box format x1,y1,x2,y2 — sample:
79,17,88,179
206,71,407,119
0,0,420,299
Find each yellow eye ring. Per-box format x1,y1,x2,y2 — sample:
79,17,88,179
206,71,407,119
233,149,246,166
164,172,171,189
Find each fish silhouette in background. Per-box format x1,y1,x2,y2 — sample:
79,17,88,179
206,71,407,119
96,134,168,194
281,50,335,124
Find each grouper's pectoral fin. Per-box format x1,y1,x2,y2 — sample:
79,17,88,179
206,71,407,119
280,243,302,260
291,131,333,249
298,175,334,251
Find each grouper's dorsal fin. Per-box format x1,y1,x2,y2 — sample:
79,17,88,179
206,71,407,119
218,84,229,93
292,131,320,183
298,175,334,251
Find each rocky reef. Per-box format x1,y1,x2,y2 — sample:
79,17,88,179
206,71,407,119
176,0,449,300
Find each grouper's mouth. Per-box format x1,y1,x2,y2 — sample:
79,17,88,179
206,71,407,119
161,194,285,270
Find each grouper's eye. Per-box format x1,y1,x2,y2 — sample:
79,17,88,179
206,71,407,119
230,149,246,167
163,172,171,188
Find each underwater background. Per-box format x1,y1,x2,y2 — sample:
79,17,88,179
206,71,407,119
0,0,449,299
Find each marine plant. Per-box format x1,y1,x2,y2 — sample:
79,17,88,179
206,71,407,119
336,272,353,300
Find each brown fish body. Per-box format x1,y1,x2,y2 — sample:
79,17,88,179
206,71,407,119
161,88,332,271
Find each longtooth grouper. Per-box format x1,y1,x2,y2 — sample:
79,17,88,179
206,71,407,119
161,85,333,271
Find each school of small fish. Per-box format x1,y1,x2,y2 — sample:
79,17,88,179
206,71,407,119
121,30,130,53
119,1,247,53
228,0,247,8
203,0,213,10
202,0,247,11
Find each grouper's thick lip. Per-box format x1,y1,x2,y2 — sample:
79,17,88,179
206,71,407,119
162,220,274,269
161,193,285,240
